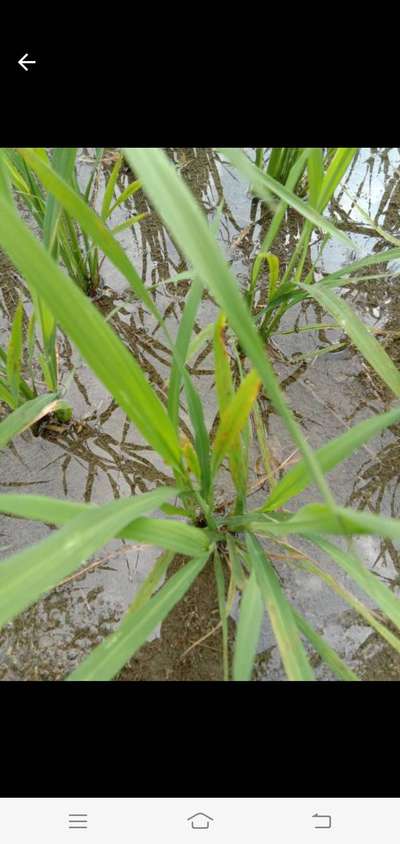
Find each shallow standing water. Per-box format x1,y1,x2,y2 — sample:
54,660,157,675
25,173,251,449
1,148,400,680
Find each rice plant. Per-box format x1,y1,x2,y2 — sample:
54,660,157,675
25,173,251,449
256,147,303,184
253,147,335,201
2,148,146,298
0,147,400,680
243,148,395,349
0,294,71,446
0,147,146,433
244,147,356,324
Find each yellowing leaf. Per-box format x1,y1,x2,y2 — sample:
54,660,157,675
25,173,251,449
212,370,261,473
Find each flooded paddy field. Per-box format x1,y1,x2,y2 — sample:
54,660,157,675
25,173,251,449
1,148,400,680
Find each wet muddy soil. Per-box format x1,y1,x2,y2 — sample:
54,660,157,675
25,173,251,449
118,556,236,681
1,148,400,680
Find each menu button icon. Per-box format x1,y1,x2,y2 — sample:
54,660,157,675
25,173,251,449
68,814,88,830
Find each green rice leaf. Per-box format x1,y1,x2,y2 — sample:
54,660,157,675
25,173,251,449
311,536,400,633
214,550,229,680
237,505,400,542
0,379,17,409
322,247,400,281
262,404,400,511
101,154,123,220
40,148,77,388
43,148,77,254
183,370,212,500
119,517,213,555
214,313,246,498
220,148,354,248
226,535,246,590
293,548,400,657
233,569,264,680
214,312,235,412
67,554,209,680
187,324,214,362
292,607,358,680
259,150,310,258
0,492,212,555
317,148,358,212
0,148,14,205
110,212,149,235
6,298,24,403
246,533,314,680
0,197,183,471
302,282,400,397
168,276,203,428
307,148,324,209
123,147,336,509
128,550,174,614
108,178,142,215
17,148,164,328
0,487,178,630
0,394,68,448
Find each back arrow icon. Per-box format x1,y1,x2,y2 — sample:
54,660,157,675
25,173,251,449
312,813,332,829
18,53,36,71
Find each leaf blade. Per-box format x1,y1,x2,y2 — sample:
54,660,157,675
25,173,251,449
233,569,264,680
221,148,354,248
123,147,336,509
246,533,314,680
67,555,209,681
0,494,212,555
292,607,358,680
0,394,68,448
212,370,261,474
0,487,178,630
302,282,400,397
262,404,400,511
0,197,183,471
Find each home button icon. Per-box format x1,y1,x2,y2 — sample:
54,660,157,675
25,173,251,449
187,813,214,830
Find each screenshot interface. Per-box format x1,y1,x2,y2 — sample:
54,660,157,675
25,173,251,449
0,799,396,842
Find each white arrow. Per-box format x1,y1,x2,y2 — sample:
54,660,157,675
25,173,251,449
18,53,36,71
